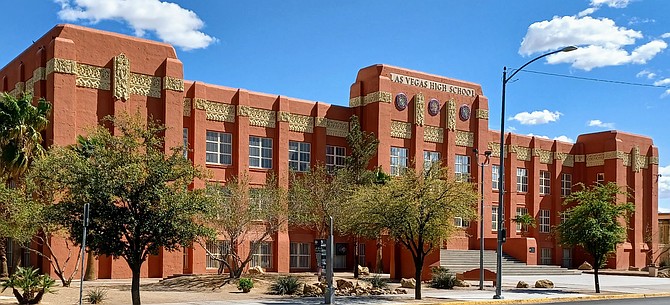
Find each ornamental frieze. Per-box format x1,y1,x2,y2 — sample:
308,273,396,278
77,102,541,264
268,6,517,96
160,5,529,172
363,91,392,106
163,76,184,92
554,152,574,167
129,73,161,98
75,63,111,90
447,99,456,131
532,149,553,164
183,98,192,117
349,96,362,107
113,54,130,101
509,145,531,161
455,130,474,147
585,153,604,167
487,142,501,158
475,109,489,120
195,99,235,123
424,126,443,143
46,58,76,75
414,93,425,126
390,121,412,139
325,119,349,137
277,112,314,133
649,156,659,165
237,106,275,128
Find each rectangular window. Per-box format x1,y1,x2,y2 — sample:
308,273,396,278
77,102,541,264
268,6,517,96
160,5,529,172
560,211,569,224
390,147,408,176
358,244,366,266
596,173,605,184
423,151,441,171
251,242,272,269
206,131,232,165
562,248,572,268
539,209,551,233
541,248,552,265
492,165,500,191
289,141,311,172
290,242,310,269
561,173,572,197
326,145,346,172
516,207,528,232
334,243,347,268
205,240,230,269
516,168,528,192
183,128,189,158
6,239,13,270
492,206,499,231
249,136,273,169
539,171,551,195
455,155,471,182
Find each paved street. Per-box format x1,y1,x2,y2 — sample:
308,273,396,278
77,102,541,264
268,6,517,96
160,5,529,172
527,296,670,305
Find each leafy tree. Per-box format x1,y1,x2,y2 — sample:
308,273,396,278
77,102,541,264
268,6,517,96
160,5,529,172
0,92,51,278
32,114,214,305
201,174,287,278
555,182,634,293
512,213,536,237
350,163,478,300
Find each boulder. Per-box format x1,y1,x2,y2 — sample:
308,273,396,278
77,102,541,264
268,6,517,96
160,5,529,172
395,288,408,294
336,279,355,291
248,266,265,275
295,283,305,295
400,278,416,289
455,279,470,287
516,281,530,288
355,280,372,290
578,261,593,270
303,283,323,296
534,279,554,288
357,265,370,276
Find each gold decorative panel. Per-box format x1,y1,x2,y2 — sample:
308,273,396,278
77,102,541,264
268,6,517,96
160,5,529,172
75,63,111,90
163,76,184,92
113,54,130,101
533,149,553,164
475,109,489,119
325,119,349,137
488,142,501,158
574,155,586,163
390,121,412,139
649,156,659,165
363,91,392,106
586,153,604,167
509,145,531,161
447,99,456,131
554,152,574,167
424,126,443,143
237,106,276,128
455,130,474,147
129,73,161,98
46,58,76,75
194,99,235,122
349,96,362,107
183,98,192,117
315,117,328,128
414,93,425,126
278,112,314,133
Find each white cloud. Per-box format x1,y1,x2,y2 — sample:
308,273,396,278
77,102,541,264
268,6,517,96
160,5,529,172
553,135,575,143
590,0,630,8
659,165,670,200
577,7,597,17
636,70,656,79
628,17,655,26
510,110,561,125
662,33,670,39
662,89,670,98
54,0,216,51
527,133,550,139
654,78,670,86
519,16,667,71
507,126,517,132
587,119,615,129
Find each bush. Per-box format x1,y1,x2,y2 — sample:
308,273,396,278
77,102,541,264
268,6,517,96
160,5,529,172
86,287,108,304
0,266,56,304
237,278,254,293
430,266,457,289
269,276,301,295
363,274,388,289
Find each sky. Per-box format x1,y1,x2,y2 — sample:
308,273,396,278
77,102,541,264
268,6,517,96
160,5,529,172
1,0,669,210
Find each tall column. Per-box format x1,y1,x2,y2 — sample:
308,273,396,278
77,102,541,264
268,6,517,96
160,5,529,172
46,37,78,146
275,96,290,273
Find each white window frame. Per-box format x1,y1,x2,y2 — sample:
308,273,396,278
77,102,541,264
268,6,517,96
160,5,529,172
423,151,441,171
454,217,469,228
251,241,272,269
249,136,272,169
516,168,528,192
492,206,499,231
390,147,408,176
596,172,605,184
492,165,500,191
290,242,310,269
455,155,471,182
205,240,230,269
516,207,528,232
206,131,232,165
326,145,346,172
289,141,311,172
560,211,569,224
539,170,551,195
540,248,552,265
561,173,572,197
539,209,551,233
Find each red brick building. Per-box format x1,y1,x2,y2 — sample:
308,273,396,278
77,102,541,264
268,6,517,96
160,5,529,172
1,24,660,280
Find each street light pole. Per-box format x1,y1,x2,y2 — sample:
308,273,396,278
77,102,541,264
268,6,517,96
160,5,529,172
494,46,577,300
473,149,491,291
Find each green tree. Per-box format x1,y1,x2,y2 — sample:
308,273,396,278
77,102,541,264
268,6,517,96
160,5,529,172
31,114,214,305
512,213,536,237
0,92,51,278
555,182,634,293
350,163,478,300
201,174,287,278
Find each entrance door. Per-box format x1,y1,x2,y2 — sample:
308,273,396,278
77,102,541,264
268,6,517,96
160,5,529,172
562,248,572,268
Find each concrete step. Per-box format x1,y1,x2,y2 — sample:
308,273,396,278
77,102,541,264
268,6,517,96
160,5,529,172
440,249,581,276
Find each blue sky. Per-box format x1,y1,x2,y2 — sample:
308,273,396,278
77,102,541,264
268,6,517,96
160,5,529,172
2,0,669,210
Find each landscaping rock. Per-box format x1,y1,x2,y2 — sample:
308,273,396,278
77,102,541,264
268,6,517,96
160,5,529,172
248,266,265,275
357,265,370,276
295,283,305,295
355,280,372,290
535,279,554,288
578,261,593,270
516,281,530,288
395,288,408,294
303,283,323,296
336,279,355,291
400,278,416,289
455,279,470,287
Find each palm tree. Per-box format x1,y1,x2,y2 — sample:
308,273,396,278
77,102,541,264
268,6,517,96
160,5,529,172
0,92,51,278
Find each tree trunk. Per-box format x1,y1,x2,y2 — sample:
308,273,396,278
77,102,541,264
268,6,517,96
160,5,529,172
594,264,600,293
376,237,383,273
0,238,8,278
414,258,423,300
84,251,97,281
131,266,142,305
353,237,359,278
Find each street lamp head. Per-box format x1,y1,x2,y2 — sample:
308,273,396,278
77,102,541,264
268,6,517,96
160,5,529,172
561,46,578,52
472,148,478,155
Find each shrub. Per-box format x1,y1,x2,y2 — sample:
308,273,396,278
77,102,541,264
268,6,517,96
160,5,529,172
269,276,301,295
237,278,254,293
86,287,108,304
0,266,56,304
430,266,457,289
363,274,388,289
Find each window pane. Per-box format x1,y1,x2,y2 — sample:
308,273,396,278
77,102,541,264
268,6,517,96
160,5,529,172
262,148,272,158
262,159,272,169
250,157,260,167
206,142,218,152
250,147,260,157
206,153,218,163
262,138,272,147
206,131,217,141
249,136,260,146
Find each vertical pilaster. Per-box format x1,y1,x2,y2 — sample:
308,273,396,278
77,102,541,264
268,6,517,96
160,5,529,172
275,96,290,273
46,37,78,146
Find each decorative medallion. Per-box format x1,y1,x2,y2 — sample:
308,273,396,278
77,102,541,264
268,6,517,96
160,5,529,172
428,98,440,116
395,93,408,111
459,104,471,121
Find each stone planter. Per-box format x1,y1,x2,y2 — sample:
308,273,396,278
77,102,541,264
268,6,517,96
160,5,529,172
649,265,658,277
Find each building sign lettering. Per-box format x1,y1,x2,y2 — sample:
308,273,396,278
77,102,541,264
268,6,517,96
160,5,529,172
390,73,476,97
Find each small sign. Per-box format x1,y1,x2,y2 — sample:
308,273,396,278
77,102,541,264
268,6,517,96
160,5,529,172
529,247,536,253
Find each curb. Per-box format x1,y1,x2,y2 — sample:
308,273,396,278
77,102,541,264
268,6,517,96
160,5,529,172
422,291,670,305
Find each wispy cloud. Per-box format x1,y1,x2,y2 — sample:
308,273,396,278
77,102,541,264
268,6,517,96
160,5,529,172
54,0,217,51
654,78,670,86
636,70,656,79
527,134,575,143
510,110,562,125
587,119,615,129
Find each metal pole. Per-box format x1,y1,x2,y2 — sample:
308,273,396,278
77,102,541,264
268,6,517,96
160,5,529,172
494,67,507,300
325,216,334,304
479,158,485,290
78,203,90,305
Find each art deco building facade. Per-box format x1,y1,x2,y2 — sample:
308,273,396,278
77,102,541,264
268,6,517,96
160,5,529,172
0,24,659,280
